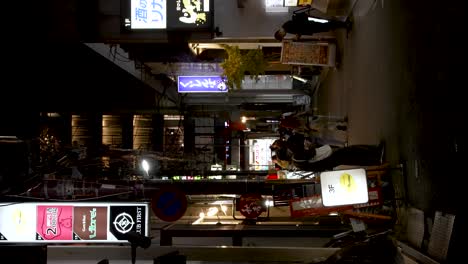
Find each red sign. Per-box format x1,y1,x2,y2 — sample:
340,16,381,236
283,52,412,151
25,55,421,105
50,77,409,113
238,193,265,219
353,187,383,209
36,206,73,240
152,187,188,222
289,195,353,218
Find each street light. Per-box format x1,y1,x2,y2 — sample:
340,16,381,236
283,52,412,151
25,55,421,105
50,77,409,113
141,159,150,177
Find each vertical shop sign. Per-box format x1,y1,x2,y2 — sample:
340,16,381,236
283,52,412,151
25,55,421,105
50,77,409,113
131,0,167,29
36,205,73,241
72,207,108,240
167,0,213,30
109,205,148,240
0,202,149,243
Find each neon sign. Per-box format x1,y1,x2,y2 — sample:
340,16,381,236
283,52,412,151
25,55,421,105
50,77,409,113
178,76,227,93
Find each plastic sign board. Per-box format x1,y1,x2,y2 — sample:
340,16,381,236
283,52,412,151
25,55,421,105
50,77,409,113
320,168,369,207
265,0,309,7
284,0,299,7
281,41,336,67
151,187,188,222
0,202,149,243
298,0,313,5
130,0,167,29
178,76,227,93
167,0,213,30
238,193,265,219
289,195,353,217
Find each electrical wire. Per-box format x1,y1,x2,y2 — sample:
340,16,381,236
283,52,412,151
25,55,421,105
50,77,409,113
5,190,133,202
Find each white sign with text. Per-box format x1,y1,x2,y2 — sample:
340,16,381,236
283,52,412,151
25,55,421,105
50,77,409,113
320,168,368,207
131,0,167,29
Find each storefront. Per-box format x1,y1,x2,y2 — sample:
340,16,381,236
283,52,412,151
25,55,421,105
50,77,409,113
247,138,276,171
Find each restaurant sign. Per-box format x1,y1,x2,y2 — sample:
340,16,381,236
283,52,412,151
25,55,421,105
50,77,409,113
130,0,167,29
167,0,213,30
178,76,228,93
0,202,149,243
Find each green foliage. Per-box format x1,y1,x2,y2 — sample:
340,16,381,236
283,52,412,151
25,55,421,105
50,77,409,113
220,45,268,90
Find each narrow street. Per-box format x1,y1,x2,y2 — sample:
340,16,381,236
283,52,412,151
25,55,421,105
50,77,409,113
317,0,466,261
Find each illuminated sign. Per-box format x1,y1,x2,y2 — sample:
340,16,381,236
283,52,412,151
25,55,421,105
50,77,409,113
249,139,274,171
285,0,299,6
298,0,312,5
264,0,302,7
265,0,284,7
0,202,149,243
167,0,213,30
320,168,369,207
178,76,227,93
130,0,167,29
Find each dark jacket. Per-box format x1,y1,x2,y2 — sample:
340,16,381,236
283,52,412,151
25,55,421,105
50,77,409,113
282,12,346,36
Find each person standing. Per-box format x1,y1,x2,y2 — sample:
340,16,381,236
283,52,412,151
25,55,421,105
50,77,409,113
275,11,352,41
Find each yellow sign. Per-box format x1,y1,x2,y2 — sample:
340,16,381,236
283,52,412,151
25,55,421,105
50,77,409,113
339,173,357,193
320,168,369,207
298,0,313,6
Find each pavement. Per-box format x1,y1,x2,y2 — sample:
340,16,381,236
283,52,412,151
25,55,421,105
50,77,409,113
315,0,467,262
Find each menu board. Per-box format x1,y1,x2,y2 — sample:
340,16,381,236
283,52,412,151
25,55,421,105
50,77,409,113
280,41,336,67
0,202,149,243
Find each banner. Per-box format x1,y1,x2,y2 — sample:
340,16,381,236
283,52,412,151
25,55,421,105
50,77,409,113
0,202,149,243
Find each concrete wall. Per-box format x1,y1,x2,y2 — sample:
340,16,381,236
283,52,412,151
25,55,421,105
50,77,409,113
213,0,293,39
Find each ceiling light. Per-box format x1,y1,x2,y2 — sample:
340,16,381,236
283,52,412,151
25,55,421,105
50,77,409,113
292,75,308,83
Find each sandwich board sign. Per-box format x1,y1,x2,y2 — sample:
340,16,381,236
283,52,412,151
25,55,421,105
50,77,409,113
320,168,369,207
281,41,336,67
0,202,149,243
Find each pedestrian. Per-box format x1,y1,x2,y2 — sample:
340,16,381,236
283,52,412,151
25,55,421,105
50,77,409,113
270,135,385,173
274,11,352,41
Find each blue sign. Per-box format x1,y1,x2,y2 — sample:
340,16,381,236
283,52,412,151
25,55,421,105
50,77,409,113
178,76,228,93
151,188,187,222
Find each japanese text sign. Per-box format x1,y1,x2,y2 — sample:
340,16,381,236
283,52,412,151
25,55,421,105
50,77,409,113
131,0,167,29
168,0,213,30
178,76,227,93
320,168,369,207
0,202,149,243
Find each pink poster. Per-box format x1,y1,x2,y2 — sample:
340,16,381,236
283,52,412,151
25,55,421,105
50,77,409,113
36,205,73,240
